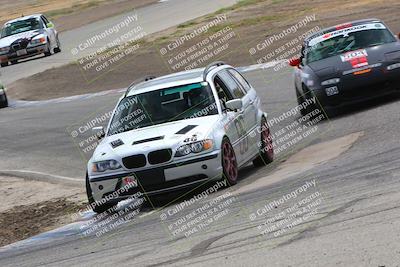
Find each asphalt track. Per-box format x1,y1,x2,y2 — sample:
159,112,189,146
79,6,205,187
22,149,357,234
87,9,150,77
0,0,237,85
1,1,400,265
1,66,400,266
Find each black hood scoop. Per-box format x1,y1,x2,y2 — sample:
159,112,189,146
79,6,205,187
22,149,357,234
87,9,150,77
132,136,164,145
175,125,197,135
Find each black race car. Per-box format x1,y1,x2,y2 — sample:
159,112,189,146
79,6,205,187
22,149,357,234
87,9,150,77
289,19,400,116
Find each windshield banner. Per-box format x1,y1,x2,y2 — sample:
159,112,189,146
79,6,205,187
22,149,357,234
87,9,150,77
309,23,386,46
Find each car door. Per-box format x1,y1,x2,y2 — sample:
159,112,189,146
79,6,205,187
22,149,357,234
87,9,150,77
41,15,56,45
227,68,259,157
213,73,244,164
216,70,254,163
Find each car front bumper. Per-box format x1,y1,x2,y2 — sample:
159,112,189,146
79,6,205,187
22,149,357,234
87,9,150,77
0,44,47,63
88,151,223,203
313,67,400,108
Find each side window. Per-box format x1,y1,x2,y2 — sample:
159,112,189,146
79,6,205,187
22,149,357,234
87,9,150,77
218,70,245,99
214,75,233,103
228,69,251,92
41,16,49,27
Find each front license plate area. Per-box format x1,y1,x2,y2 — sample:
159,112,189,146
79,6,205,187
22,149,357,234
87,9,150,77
121,176,138,188
16,49,27,56
325,86,339,96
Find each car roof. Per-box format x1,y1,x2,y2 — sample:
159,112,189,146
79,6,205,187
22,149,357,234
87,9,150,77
127,68,210,97
304,18,384,44
5,14,43,25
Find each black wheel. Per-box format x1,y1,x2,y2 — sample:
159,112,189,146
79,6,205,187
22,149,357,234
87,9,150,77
86,174,115,214
253,117,274,167
10,60,17,65
44,39,52,56
54,36,61,53
296,88,308,116
221,137,238,185
0,62,8,68
0,96,7,108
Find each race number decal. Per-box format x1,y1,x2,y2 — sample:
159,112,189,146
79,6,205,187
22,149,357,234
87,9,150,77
234,117,248,155
340,49,369,68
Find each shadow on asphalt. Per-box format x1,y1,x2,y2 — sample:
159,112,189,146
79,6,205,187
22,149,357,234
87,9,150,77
325,93,400,120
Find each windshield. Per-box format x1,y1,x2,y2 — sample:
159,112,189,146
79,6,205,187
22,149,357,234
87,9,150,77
306,26,396,64
1,18,41,38
108,82,218,135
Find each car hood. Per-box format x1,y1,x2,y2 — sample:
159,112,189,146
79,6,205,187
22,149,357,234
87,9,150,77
0,30,43,47
92,115,221,162
308,42,400,79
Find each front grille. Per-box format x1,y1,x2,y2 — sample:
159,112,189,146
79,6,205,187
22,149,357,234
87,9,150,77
11,38,30,52
148,149,172,165
122,154,146,169
12,44,21,51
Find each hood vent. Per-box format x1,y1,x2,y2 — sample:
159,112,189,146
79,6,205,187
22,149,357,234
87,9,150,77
175,125,197,135
110,139,124,148
132,136,164,145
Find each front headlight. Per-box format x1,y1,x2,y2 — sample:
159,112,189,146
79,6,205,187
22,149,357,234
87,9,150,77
175,139,214,157
0,47,9,53
91,160,122,172
30,36,46,45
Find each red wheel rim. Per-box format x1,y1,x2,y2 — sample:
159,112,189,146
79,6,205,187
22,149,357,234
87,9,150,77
223,141,238,182
261,121,274,159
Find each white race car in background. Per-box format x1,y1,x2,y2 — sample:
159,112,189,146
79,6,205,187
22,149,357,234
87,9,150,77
86,62,274,213
0,14,61,67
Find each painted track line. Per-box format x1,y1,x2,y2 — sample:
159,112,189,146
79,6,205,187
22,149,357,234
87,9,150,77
0,170,83,186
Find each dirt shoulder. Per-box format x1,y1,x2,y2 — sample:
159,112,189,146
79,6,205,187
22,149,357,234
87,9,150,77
0,176,86,247
7,0,400,101
0,0,157,33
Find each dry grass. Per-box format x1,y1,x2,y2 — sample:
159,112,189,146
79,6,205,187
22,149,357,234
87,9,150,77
0,0,110,23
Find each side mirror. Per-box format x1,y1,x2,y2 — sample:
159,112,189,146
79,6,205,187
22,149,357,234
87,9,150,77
289,57,301,67
46,22,54,28
92,126,105,140
225,99,243,111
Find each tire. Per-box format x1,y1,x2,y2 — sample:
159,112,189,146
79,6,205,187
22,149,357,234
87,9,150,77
0,96,7,108
297,85,337,119
44,40,52,56
10,60,17,65
221,137,238,186
296,88,308,116
86,174,116,214
54,37,61,53
253,117,274,167
0,62,8,68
